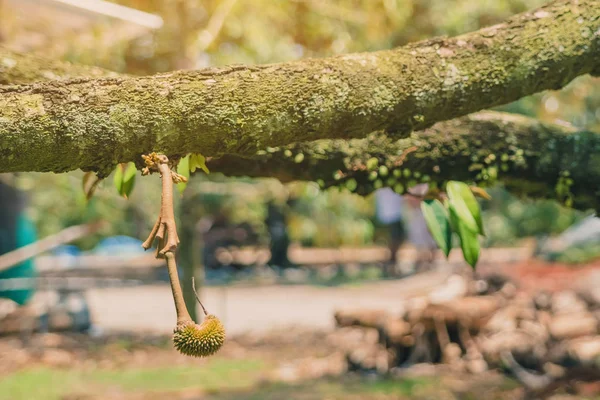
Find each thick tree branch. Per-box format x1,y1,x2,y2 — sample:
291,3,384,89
0,47,117,85
0,0,598,175
207,111,600,212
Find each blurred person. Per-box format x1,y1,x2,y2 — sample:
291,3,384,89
375,187,406,277
265,197,295,270
405,184,438,272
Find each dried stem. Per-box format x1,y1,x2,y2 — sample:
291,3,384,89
192,277,209,316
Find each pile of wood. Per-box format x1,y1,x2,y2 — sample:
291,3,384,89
334,273,600,397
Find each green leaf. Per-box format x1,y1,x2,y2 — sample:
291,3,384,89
113,164,124,195
112,163,137,199
189,154,198,173
121,162,137,199
421,199,452,258
195,153,210,174
450,205,480,269
189,154,210,174
446,181,484,235
177,155,190,193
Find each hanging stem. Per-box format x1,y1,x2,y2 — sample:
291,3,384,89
141,153,186,254
141,153,191,324
166,252,192,324
141,153,225,358
192,277,208,316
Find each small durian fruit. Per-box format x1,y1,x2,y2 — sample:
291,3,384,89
173,315,226,357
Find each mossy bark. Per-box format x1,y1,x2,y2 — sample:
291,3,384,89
0,47,116,85
0,0,598,175
207,111,600,212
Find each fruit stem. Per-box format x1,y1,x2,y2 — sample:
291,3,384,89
192,277,209,316
166,249,192,324
141,153,193,325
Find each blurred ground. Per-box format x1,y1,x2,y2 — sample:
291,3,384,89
0,326,524,400
86,268,451,336
3,258,600,399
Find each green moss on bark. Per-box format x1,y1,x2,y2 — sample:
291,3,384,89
0,0,598,174
207,111,600,212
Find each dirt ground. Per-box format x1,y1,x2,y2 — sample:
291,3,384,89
3,259,600,399
0,324,528,400
85,267,453,336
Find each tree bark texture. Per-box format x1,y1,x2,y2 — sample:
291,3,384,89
0,0,598,176
207,111,600,212
0,47,116,86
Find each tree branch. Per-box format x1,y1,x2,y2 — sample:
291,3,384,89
0,0,598,175
0,46,117,86
207,111,600,212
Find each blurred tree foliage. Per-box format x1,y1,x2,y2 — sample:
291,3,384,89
3,0,598,248
481,187,587,247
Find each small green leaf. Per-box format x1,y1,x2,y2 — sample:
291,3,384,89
189,154,198,173
446,181,483,235
113,164,124,195
195,154,210,174
177,155,190,193
421,199,452,258
121,162,137,199
189,154,210,174
113,163,137,198
450,205,480,269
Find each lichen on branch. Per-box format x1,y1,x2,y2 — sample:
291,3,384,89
0,0,598,175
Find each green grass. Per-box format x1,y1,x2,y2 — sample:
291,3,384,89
0,358,266,400
207,377,434,400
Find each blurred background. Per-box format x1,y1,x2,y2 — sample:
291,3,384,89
1,0,600,399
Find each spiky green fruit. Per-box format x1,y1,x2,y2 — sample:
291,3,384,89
173,315,225,357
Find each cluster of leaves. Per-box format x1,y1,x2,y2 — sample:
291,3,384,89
176,154,210,193
421,181,486,269
109,153,210,200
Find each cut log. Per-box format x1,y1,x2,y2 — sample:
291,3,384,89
548,336,600,366
548,313,598,340
428,275,468,304
551,291,588,315
381,319,412,346
334,309,390,329
415,296,501,330
519,320,549,343
483,305,518,334
480,331,538,365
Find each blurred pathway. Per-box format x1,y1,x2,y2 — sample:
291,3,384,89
86,268,452,336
